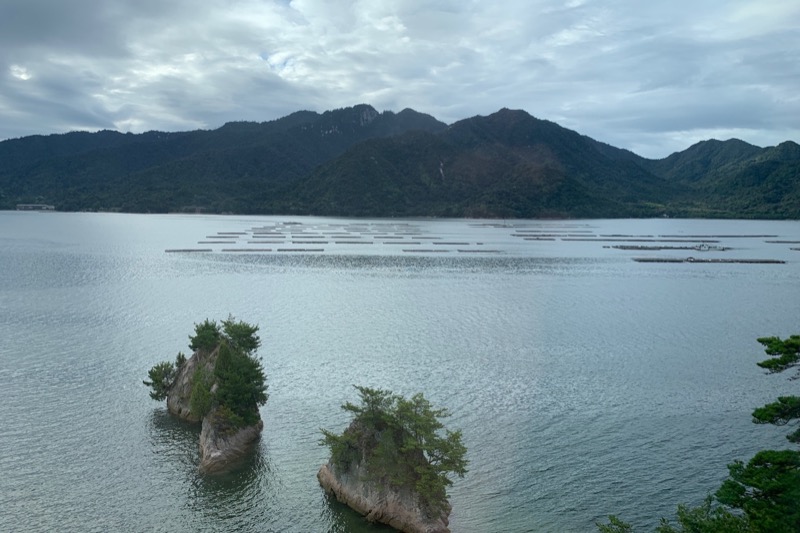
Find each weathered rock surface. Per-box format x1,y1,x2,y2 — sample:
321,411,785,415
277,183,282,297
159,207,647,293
199,409,263,474
166,347,218,422
318,461,451,533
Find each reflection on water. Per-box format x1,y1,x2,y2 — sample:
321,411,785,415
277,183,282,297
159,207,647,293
189,451,272,523
148,408,201,471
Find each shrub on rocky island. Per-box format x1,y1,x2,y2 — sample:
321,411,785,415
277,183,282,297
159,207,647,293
319,386,467,532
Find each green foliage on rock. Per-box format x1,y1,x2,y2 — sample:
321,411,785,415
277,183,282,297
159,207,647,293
146,318,268,429
321,385,467,513
206,405,246,436
143,351,188,401
214,340,268,427
189,319,221,352
142,361,176,401
221,317,261,355
189,367,213,418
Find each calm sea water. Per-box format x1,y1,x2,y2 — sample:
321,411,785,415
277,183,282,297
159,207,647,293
1,212,799,533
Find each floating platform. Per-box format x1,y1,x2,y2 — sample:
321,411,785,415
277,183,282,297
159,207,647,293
633,257,785,264
564,238,720,243
658,234,778,238
610,245,730,251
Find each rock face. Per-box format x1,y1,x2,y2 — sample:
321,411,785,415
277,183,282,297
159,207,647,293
166,347,218,422
317,460,451,533
199,409,263,474
164,347,263,473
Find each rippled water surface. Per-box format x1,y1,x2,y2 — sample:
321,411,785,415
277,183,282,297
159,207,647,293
1,212,799,532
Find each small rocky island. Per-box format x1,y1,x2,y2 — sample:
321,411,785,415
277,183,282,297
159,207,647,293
144,318,268,473
319,386,468,533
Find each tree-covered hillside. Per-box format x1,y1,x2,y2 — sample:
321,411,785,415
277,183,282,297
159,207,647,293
1,105,797,218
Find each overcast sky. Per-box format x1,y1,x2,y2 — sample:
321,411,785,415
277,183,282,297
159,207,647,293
1,0,798,158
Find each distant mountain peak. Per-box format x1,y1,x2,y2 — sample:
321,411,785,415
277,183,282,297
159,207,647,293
494,107,531,117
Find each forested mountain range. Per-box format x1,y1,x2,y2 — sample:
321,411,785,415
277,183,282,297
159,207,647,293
1,104,797,218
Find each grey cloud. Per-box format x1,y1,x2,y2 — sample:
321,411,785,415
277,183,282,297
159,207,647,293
0,0,797,158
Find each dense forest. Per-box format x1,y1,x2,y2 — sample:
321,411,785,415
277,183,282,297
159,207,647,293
1,104,798,218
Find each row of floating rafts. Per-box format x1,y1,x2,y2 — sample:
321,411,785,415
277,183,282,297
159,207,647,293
168,225,493,253
165,247,325,253
633,257,785,264
606,244,731,251
602,236,789,263
501,229,791,263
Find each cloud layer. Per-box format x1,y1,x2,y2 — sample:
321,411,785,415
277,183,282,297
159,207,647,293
1,0,798,157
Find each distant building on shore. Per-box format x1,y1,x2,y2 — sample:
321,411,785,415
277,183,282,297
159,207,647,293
16,204,55,211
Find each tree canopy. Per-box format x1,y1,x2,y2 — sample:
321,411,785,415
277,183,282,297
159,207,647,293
142,352,185,401
145,317,268,428
321,385,467,512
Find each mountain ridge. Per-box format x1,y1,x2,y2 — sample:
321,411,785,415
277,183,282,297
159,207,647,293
1,105,797,218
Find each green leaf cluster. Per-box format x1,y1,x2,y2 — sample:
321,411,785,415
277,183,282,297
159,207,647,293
752,335,800,445
321,386,467,513
654,497,752,533
214,340,268,427
220,317,261,355
189,367,213,418
716,450,800,533
755,335,800,375
146,318,268,429
142,361,176,401
143,351,186,401
600,502,751,533
188,319,221,352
